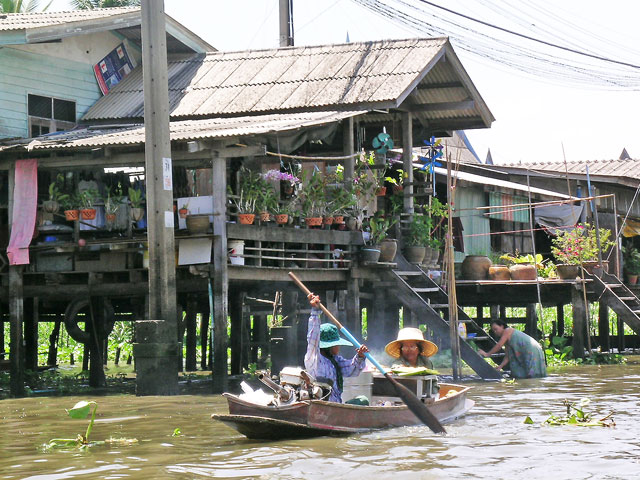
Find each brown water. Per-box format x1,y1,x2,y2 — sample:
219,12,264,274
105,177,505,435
2,364,640,479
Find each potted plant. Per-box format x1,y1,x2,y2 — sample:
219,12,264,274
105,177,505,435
61,193,81,222
551,223,615,278
128,187,145,222
300,170,325,227
178,200,189,219
104,184,124,224
44,173,67,214
271,201,293,225
256,180,277,223
499,252,544,280
78,188,100,220
232,189,257,225
404,214,431,264
367,211,397,262
623,246,640,285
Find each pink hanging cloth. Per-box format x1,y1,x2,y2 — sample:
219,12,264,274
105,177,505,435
7,159,38,265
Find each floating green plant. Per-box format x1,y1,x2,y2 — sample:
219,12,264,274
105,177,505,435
44,400,137,450
524,399,614,427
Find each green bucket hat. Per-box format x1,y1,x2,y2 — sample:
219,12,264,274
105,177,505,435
319,323,353,349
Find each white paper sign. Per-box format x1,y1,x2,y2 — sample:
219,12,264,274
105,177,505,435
164,210,174,228
178,238,212,265
162,157,173,190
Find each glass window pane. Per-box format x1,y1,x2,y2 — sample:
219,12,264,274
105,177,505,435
28,94,52,119
53,99,75,122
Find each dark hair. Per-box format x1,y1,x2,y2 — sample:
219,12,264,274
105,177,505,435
490,319,509,329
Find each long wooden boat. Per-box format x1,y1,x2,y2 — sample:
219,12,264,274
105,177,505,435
212,383,473,439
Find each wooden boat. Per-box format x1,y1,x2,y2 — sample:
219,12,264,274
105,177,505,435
212,383,473,440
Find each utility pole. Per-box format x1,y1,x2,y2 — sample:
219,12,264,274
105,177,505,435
135,0,179,395
279,0,294,47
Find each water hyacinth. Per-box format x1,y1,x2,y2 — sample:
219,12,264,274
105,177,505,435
263,169,300,184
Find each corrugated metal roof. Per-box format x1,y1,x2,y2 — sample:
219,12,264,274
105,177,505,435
84,38,459,120
493,158,640,182
0,7,138,31
0,111,362,152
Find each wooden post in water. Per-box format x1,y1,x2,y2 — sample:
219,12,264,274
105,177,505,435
556,304,565,336
598,302,610,352
571,286,587,359
211,151,229,393
9,266,24,397
184,295,198,371
24,297,38,371
230,291,246,375
135,0,179,395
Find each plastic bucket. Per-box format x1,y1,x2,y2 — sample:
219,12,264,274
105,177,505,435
228,240,245,265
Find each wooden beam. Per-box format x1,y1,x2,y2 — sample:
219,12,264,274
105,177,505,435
417,81,464,90
211,152,229,393
410,100,475,113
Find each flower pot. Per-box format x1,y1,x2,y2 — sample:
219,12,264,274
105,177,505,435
275,214,289,225
627,274,639,286
178,208,189,219
64,209,79,221
360,247,381,263
238,213,255,225
131,207,145,222
379,239,397,262
333,215,344,224
186,214,210,234
556,264,581,280
376,187,387,196
461,255,491,280
259,211,270,222
488,264,511,281
323,216,334,226
305,217,323,227
582,260,609,275
80,208,97,220
508,263,537,280
405,245,426,264
43,200,59,214
392,185,403,194
105,213,117,222
422,246,434,267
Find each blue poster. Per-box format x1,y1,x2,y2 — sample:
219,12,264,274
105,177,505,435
93,43,136,95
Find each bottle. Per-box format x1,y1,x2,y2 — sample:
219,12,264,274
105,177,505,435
457,322,467,338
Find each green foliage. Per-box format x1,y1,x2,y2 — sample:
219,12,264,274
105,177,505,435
406,214,432,246
60,192,82,211
78,189,100,209
551,223,615,265
299,169,326,217
622,246,640,275
71,0,139,8
367,211,396,245
128,187,145,208
500,252,557,278
0,0,52,13
537,399,615,427
48,173,68,202
105,184,124,214
172,428,182,437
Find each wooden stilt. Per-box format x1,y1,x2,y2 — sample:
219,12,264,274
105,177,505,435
9,266,24,397
571,287,586,359
230,291,246,375
24,297,38,371
557,304,565,336
598,302,610,352
184,295,198,371
526,304,538,339
88,296,107,388
200,310,209,370
47,316,62,367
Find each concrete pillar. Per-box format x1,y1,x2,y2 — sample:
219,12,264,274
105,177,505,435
9,266,24,397
134,320,181,395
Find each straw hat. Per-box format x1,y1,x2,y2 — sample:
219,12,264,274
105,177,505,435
384,328,438,358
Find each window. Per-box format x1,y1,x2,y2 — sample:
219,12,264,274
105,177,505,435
27,94,76,137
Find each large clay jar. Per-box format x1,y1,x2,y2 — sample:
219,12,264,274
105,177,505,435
379,239,398,262
405,245,426,263
556,264,581,279
488,264,510,281
461,255,491,280
583,260,609,275
509,263,537,280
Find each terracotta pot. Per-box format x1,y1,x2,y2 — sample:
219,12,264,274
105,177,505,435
275,214,288,224
405,245,426,263
80,208,97,220
186,214,210,234
488,264,511,281
379,239,397,262
259,211,271,222
43,200,59,214
627,274,639,286
509,263,537,280
461,255,491,280
393,185,403,194
333,215,344,224
376,186,387,196
583,260,609,275
323,216,334,226
64,209,79,221
105,213,117,222
360,247,381,263
178,208,189,219
131,207,145,222
238,213,255,225
557,264,581,279
305,217,323,227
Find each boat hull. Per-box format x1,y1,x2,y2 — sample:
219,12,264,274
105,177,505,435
213,383,473,439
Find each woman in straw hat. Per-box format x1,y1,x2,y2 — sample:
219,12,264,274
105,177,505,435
304,293,369,403
385,327,438,369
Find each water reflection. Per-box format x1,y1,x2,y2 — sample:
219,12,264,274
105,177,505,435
2,365,640,479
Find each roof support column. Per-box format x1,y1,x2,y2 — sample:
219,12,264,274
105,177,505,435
342,117,355,184
402,112,414,214
136,0,178,395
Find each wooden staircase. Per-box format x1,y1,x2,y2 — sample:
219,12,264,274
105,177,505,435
587,271,640,336
384,257,503,380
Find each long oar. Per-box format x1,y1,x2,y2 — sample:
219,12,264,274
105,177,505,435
288,272,446,434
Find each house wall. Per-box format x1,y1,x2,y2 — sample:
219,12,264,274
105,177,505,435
0,32,141,139
455,184,490,261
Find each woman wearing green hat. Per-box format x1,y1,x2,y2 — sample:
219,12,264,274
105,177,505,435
304,293,369,403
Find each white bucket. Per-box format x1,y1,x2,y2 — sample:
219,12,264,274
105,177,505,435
228,240,245,265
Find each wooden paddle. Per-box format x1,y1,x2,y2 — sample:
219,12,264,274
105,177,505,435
288,272,446,434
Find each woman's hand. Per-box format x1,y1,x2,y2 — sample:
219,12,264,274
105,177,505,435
307,293,321,308
495,365,502,371
356,344,369,358
478,349,488,358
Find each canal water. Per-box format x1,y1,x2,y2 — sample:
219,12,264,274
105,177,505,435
2,364,640,479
